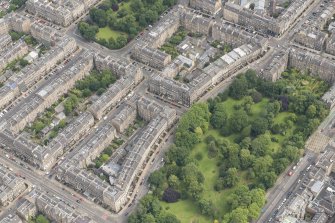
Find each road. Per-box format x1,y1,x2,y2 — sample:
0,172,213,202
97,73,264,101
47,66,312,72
258,151,316,222
0,155,118,223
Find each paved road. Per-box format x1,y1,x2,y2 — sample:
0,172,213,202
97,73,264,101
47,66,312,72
258,151,316,222
0,156,118,223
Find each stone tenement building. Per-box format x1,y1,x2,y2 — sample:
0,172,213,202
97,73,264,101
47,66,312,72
132,44,172,70
143,7,181,48
223,2,279,35
0,163,26,207
0,34,12,51
111,104,137,133
223,0,314,36
326,33,335,56
258,49,289,82
211,20,268,48
180,9,214,35
275,147,335,222
57,96,176,212
26,0,98,27
94,54,141,77
30,21,62,46
16,189,95,223
0,37,77,110
294,30,328,51
189,0,222,15
149,43,263,107
0,18,9,35
88,72,143,120
3,50,93,134
8,13,31,33
288,47,335,83
0,214,23,223
6,112,93,172
0,41,29,73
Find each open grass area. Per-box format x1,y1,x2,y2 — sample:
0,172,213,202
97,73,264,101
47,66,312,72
161,199,208,223
96,27,127,40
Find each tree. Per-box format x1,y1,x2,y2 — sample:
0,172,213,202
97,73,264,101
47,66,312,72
229,110,249,133
32,121,45,134
211,103,228,129
248,202,261,220
224,207,249,223
229,75,248,99
258,171,277,189
253,155,273,177
148,170,165,190
250,188,266,207
198,199,214,216
78,22,98,41
223,168,239,188
251,134,271,156
90,8,108,27
101,154,109,162
162,187,181,203
168,174,180,189
240,149,253,169
306,104,317,118
250,89,263,103
194,127,203,141
251,117,269,136
208,140,218,158
157,213,181,223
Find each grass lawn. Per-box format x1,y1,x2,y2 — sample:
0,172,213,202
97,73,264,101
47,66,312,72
96,27,127,40
161,200,209,223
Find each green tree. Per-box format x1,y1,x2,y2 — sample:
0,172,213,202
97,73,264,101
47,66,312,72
251,117,269,136
198,199,214,216
78,22,98,41
148,170,166,191
229,110,249,133
211,103,228,129
306,104,317,118
251,134,271,156
240,149,254,169
168,175,180,189
223,168,239,188
229,75,248,99
248,202,261,220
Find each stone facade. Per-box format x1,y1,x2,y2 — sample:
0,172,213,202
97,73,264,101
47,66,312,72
189,0,222,15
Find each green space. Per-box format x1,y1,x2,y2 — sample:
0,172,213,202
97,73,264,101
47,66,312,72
92,138,124,169
28,214,50,223
27,69,117,145
96,26,127,40
160,27,188,59
78,0,177,49
129,69,329,223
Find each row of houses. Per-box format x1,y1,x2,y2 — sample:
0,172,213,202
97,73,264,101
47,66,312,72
56,95,176,212
0,163,26,207
149,43,263,107
26,0,98,27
